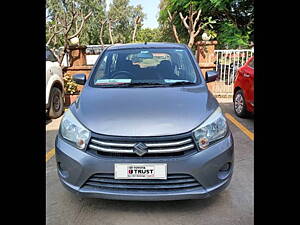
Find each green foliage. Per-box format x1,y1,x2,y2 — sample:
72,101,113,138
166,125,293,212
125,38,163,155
201,17,217,30
108,0,145,43
216,22,249,49
46,0,104,48
205,29,217,39
46,0,145,48
136,28,164,43
158,0,253,48
46,0,253,50
158,1,184,31
79,0,107,45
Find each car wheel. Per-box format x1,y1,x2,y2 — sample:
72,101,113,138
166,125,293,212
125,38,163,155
48,87,64,119
234,89,250,118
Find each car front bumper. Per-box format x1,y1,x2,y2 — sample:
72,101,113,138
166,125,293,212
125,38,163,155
55,132,234,201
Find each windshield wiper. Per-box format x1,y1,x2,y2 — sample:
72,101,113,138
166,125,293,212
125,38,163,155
129,82,166,86
95,83,131,87
166,81,196,86
95,82,166,88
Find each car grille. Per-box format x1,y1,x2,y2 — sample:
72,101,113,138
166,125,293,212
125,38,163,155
82,173,203,192
86,134,197,157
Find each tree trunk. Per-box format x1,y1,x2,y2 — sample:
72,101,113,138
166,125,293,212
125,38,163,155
132,25,138,42
108,20,114,44
132,16,141,42
58,48,66,66
179,7,202,49
99,22,105,46
188,36,194,49
46,33,56,46
58,36,69,66
167,10,180,43
172,25,180,43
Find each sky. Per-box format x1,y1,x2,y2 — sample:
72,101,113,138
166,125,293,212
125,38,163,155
106,0,161,29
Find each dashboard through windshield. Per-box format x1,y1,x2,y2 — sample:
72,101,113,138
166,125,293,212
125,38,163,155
90,47,200,87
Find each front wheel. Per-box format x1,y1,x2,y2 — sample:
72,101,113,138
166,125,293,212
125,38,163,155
234,89,250,118
48,87,64,119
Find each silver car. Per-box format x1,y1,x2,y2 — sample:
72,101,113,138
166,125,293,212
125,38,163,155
55,43,234,201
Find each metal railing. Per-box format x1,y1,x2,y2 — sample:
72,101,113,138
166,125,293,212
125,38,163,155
213,49,254,97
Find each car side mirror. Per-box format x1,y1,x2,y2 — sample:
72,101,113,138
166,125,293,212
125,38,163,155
72,73,86,85
205,70,219,83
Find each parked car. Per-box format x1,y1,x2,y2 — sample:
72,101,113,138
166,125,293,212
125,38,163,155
46,46,64,119
55,43,234,201
233,56,254,117
86,44,110,55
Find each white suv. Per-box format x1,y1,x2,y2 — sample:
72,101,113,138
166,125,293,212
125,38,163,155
46,46,64,119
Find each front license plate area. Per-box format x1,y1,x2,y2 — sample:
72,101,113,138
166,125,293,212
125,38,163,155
114,163,167,179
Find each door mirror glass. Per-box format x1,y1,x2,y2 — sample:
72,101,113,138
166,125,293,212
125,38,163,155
205,70,219,83
72,73,86,85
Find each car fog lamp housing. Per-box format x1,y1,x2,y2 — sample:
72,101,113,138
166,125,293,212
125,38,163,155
60,109,91,150
193,107,228,150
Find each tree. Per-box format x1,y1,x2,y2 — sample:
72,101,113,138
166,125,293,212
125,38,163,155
217,22,249,48
136,28,164,42
131,5,144,42
212,0,254,48
167,10,180,43
158,0,182,44
108,0,145,43
46,14,64,47
99,18,108,46
158,0,254,49
195,0,254,48
132,16,141,42
79,0,107,45
159,0,216,49
108,0,131,43
46,0,148,48
46,0,94,64
107,18,116,44
178,4,205,48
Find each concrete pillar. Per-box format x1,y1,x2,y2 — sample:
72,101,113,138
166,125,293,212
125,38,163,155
63,45,93,93
68,45,87,67
196,40,218,91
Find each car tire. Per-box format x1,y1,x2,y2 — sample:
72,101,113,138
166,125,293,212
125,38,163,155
48,87,64,119
234,89,250,118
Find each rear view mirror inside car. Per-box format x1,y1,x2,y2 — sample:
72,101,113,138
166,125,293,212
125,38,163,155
137,51,153,59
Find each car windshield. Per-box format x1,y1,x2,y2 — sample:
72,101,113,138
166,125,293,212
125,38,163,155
90,47,200,87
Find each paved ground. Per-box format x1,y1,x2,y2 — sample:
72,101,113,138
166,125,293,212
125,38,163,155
46,102,253,225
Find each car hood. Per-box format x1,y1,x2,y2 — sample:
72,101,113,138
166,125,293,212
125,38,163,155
71,85,219,137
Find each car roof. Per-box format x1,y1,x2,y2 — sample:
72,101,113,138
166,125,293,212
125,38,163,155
106,42,187,50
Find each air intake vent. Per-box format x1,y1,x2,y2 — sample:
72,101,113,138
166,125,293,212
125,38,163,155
82,173,203,193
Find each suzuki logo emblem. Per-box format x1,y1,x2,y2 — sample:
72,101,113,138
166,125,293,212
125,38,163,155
133,142,148,156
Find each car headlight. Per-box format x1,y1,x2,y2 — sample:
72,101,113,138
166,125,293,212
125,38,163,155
193,106,228,149
59,110,91,150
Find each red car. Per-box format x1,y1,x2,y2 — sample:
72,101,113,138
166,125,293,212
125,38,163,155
233,56,254,117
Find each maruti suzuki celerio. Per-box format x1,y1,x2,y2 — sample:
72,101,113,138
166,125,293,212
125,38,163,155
55,43,234,201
